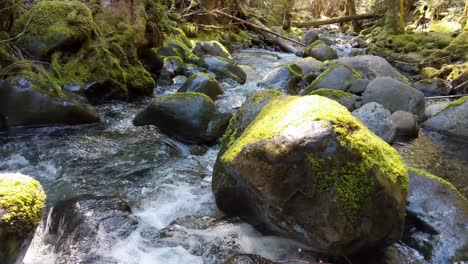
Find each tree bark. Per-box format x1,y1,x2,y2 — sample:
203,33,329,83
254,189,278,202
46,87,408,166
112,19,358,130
346,0,361,32
282,0,295,31
293,13,380,28
460,0,468,27
384,0,405,34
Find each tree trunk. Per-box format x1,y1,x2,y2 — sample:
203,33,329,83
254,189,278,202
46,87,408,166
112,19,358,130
293,13,379,28
460,0,468,27
200,0,219,24
346,0,361,32
282,0,295,31
384,0,405,34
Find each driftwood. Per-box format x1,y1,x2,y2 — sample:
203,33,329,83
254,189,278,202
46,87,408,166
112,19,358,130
212,9,307,53
293,13,380,28
425,93,468,100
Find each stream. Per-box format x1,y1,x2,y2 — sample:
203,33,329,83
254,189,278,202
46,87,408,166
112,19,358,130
1,38,467,263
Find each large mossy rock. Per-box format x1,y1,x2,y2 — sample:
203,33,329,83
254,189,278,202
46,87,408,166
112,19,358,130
301,64,361,94
352,102,396,143
12,1,95,58
362,77,425,120
133,92,231,143
0,78,100,127
328,55,409,83
300,29,320,45
213,94,408,256
178,72,224,101
199,56,247,84
422,97,468,140
257,63,302,94
295,57,323,75
193,41,232,59
404,168,468,263
0,172,46,264
303,40,338,61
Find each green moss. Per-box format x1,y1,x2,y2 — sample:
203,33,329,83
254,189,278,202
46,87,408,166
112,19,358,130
160,91,213,102
250,89,283,104
0,173,46,234
407,167,465,200
221,95,408,219
403,42,418,53
305,65,361,93
310,88,353,99
447,96,468,107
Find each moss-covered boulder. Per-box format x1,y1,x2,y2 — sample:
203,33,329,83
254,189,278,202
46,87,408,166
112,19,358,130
300,28,320,45
303,40,338,61
0,172,46,264
12,1,95,58
362,77,425,120
178,73,224,101
295,57,323,75
301,64,361,94
224,254,276,264
257,63,302,94
193,41,232,59
405,167,468,263
0,77,99,127
163,56,185,77
422,97,468,140
310,89,357,111
199,56,247,84
213,94,408,256
133,92,231,143
352,102,396,143
157,40,192,61
414,78,447,96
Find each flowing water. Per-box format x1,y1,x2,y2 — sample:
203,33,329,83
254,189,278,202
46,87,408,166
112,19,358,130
0,45,467,264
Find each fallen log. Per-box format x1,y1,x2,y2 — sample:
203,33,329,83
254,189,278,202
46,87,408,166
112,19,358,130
293,13,380,28
425,93,468,100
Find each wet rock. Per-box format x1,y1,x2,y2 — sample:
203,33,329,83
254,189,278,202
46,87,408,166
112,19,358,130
352,102,396,143
178,73,224,101
303,40,338,61
12,1,95,58
45,194,138,263
133,92,231,143
140,48,164,79
183,64,206,77
351,37,367,48
300,29,320,45
362,77,425,120
352,242,427,264
199,56,247,84
295,57,323,75
258,63,302,94
213,95,408,256
348,79,371,95
163,56,185,77
193,41,232,59
414,78,447,96
425,101,449,119
391,111,419,138
328,55,409,83
224,254,277,264
0,78,99,127
310,88,358,111
173,75,188,86
422,97,468,140
0,173,46,264
157,40,192,60
404,167,468,263
301,64,361,94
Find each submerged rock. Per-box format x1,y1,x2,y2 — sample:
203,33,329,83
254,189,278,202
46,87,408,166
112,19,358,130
258,63,302,94
352,102,396,143
213,94,408,256
404,167,468,263
199,56,247,84
310,89,357,111
133,92,231,144
303,40,338,61
0,172,46,264
178,73,224,101
362,77,425,120
422,97,468,140
301,64,361,94
0,78,99,127
193,41,232,59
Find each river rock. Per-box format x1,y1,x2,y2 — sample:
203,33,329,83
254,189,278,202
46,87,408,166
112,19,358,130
0,172,46,264
301,64,361,94
362,77,425,120
391,111,419,138
328,55,409,83
351,37,367,48
157,40,191,61
425,101,450,119
12,1,95,58
352,102,396,143
133,92,231,143
301,29,320,45
193,41,232,59
404,168,468,263
163,56,185,77
45,194,138,263
213,94,408,256
183,64,206,77
295,57,323,75
414,78,447,96
199,56,247,84
422,97,468,140
224,254,277,264
178,73,224,101
303,40,338,61
310,89,358,111
257,63,302,94
348,79,371,95
0,78,99,127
